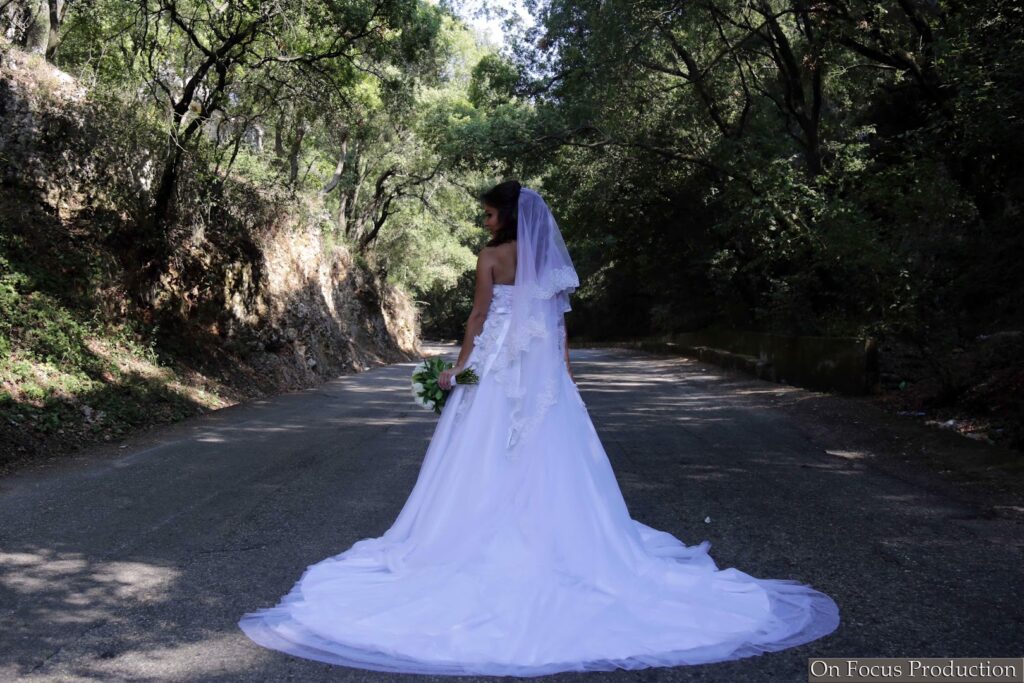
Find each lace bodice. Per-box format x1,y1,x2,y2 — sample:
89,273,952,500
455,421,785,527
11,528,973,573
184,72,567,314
452,284,574,430
468,284,515,370
488,283,515,311
467,284,564,357
449,285,515,425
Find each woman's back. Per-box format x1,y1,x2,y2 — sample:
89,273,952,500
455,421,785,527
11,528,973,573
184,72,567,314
487,240,517,286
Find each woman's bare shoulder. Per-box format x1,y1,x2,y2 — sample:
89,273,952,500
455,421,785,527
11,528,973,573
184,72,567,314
480,242,515,257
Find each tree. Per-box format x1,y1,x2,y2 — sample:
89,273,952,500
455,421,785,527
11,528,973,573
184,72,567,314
107,0,441,301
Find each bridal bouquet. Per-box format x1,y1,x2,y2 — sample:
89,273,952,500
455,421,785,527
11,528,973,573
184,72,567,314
411,358,479,414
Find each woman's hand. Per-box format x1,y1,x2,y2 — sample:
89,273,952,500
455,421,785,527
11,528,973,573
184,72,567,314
439,364,465,391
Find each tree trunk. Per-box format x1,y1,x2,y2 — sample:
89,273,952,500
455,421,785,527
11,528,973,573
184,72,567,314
43,0,63,61
321,131,349,195
148,135,183,245
287,115,306,186
320,132,350,235
11,0,48,54
274,110,286,159
347,152,366,238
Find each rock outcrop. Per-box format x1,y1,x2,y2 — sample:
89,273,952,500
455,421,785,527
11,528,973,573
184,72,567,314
0,43,421,467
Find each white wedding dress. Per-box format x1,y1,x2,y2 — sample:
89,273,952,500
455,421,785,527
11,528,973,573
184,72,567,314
238,283,840,676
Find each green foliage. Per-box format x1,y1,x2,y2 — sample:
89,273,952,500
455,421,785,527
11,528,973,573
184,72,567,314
419,267,477,339
481,0,1024,351
8,0,1020,444
468,54,520,107
19,0,517,325
0,252,210,461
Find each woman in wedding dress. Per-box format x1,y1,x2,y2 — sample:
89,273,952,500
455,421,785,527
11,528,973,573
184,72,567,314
238,181,840,676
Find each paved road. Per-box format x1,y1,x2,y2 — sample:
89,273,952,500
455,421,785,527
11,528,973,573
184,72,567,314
1,345,1021,682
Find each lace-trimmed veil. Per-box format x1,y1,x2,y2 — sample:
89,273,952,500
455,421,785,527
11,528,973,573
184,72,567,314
492,187,579,457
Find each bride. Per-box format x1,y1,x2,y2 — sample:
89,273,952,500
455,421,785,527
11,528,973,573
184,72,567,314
238,181,840,676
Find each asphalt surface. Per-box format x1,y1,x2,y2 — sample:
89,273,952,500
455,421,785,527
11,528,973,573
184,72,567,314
1,344,1021,682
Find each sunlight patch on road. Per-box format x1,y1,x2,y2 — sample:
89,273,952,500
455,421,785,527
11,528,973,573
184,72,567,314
1,547,181,616
825,449,872,460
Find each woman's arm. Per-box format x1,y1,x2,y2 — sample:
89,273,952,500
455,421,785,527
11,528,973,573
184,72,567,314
439,251,494,390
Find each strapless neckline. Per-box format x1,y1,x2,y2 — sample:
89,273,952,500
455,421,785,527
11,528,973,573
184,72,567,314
493,283,514,288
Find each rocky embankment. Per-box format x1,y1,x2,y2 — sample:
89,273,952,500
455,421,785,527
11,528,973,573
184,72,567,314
0,45,421,472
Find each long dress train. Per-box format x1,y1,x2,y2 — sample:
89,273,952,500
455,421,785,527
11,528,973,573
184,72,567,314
238,283,840,676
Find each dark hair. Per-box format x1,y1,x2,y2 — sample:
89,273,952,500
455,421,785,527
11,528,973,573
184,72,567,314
480,180,521,247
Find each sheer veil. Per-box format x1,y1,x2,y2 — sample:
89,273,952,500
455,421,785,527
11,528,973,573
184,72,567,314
491,187,579,457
